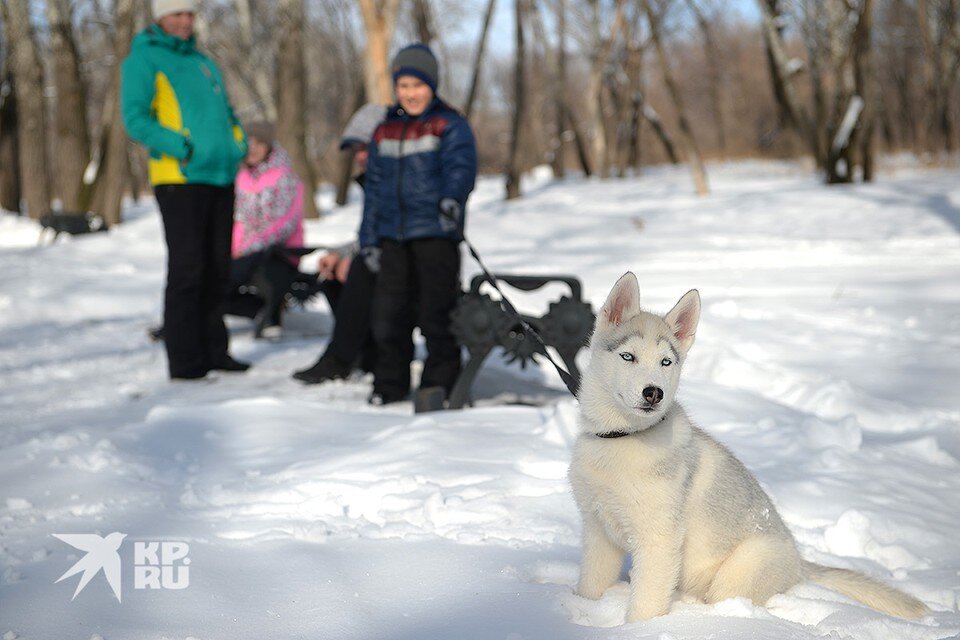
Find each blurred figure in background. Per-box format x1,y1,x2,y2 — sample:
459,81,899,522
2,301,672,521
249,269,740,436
292,103,387,384
121,0,249,379
225,121,305,334
359,44,477,406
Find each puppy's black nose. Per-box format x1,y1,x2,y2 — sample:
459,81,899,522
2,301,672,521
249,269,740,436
642,386,664,405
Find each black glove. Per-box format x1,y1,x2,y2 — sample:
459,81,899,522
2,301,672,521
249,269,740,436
360,246,381,273
438,198,461,233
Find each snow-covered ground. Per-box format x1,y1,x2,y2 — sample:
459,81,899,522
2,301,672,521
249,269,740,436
1,160,959,640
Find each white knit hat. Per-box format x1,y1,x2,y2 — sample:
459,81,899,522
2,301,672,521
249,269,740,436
340,104,388,150
152,0,196,19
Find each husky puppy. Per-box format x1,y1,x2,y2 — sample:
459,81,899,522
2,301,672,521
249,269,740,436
569,272,928,623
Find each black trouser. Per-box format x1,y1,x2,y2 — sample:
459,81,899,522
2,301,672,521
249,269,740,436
372,238,462,398
155,183,235,378
224,249,301,326
223,252,269,320
322,256,378,371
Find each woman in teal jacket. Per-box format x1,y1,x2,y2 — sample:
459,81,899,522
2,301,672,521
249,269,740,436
121,2,249,380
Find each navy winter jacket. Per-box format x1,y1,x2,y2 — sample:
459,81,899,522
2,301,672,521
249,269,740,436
359,99,477,248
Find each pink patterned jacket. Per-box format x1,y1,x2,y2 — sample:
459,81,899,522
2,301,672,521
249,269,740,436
233,145,304,263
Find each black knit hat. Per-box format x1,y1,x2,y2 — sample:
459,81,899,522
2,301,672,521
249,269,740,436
391,43,439,93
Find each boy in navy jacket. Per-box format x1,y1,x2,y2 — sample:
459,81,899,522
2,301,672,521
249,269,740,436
359,43,478,405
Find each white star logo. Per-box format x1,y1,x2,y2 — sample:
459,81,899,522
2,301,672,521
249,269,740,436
53,532,126,602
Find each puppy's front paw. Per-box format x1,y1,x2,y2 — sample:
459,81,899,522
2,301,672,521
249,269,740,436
576,579,607,600
625,601,669,623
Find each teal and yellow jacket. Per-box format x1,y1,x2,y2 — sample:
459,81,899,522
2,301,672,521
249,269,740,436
121,26,246,187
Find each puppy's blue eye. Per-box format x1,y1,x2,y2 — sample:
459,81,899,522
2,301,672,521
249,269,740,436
661,358,672,366
619,352,635,362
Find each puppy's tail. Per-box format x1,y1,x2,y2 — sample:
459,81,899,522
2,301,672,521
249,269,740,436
803,561,928,619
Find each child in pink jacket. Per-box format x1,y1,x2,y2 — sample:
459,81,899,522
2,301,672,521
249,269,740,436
224,122,306,332
232,122,304,263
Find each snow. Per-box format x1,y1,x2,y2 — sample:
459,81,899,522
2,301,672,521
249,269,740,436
2,159,960,639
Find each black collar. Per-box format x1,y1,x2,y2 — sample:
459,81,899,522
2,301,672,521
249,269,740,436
593,412,670,440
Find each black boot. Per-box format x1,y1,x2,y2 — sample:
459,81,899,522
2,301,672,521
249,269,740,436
210,355,251,372
292,354,351,384
368,389,408,406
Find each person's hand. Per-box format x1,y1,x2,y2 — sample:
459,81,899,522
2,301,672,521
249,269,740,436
180,138,194,170
360,247,381,273
318,251,341,280
335,255,352,283
439,198,461,233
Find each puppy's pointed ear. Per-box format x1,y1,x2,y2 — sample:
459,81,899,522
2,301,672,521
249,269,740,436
664,289,700,354
597,272,641,331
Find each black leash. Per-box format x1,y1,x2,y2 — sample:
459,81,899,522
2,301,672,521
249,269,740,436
455,227,581,399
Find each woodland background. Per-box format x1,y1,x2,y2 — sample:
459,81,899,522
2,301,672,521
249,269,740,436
0,0,958,224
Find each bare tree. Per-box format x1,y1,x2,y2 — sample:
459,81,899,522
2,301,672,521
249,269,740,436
916,0,960,153
543,0,593,176
233,0,277,121
758,0,814,151
552,0,567,177
334,84,366,207
46,0,92,211
585,0,625,178
359,0,401,104
88,0,136,225
0,56,21,213
464,0,496,120
277,0,319,218
684,0,726,154
797,0,877,182
506,0,527,199
413,0,436,44
853,0,876,181
642,0,709,195
1,0,51,218
563,102,594,176
877,0,920,152
636,89,680,164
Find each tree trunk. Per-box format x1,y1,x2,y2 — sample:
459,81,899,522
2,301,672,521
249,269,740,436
758,0,816,156
335,146,357,207
0,59,22,213
358,0,401,105
761,1,792,131
601,69,627,177
637,90,680,164
643,0,709,195
914,0,957,153
45,0,92,212
586,1,607,177
233,0,277,121
335,84,367,207
278,0,319,218
853,0,876,181
685,0,726,155
564,102,593,177
464,0,497,120
623,43,646,170
505,0,526,200
552,0,566,178
2,0,51,218
413,0,435,44
89,0,136,226
888,0,917,152
804,2,831,172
